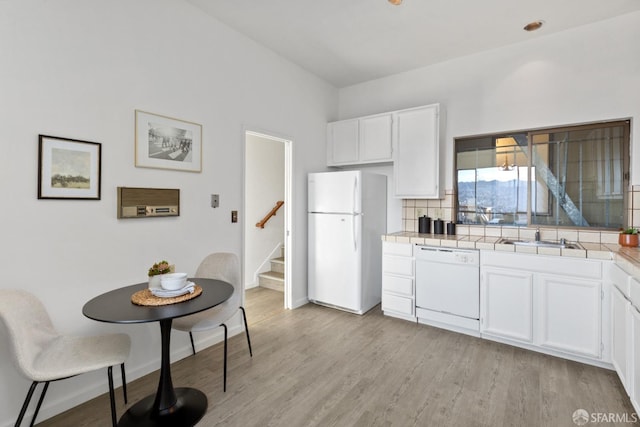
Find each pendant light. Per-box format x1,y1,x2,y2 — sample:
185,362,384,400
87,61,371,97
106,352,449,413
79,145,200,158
388,0,402,5
498,154,515,172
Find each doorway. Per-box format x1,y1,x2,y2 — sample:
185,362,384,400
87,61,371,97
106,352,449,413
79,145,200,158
243,130,292,310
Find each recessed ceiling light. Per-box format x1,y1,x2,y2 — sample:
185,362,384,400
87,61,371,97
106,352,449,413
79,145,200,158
388,0,402,5
523,20,544,32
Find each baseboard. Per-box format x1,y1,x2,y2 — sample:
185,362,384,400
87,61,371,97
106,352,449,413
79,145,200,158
6,324,244,427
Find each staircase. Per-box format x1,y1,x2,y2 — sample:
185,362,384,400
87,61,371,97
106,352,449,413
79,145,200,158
258,247,284,292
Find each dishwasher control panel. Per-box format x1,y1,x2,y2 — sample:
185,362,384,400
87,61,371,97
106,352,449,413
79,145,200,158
414,245,479,266
454,252,476,265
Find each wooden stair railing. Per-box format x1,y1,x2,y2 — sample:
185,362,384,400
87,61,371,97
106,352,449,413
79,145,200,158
256,201,284,228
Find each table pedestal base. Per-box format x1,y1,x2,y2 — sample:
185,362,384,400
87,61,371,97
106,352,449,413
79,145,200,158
118,388,207,427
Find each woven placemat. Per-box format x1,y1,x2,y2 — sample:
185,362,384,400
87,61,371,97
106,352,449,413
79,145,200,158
131,284,203,306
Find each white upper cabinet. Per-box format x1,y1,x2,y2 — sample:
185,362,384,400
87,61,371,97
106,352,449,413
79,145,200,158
326,104,442,199
360,114,393,163
393,104,442,199
327,119,359,165
326,113,392,166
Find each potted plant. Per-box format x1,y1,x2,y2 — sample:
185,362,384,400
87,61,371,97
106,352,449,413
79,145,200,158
148,260,174,288
619,228,639,247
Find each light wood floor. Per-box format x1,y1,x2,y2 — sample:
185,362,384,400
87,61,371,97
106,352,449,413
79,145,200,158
37,287,634,427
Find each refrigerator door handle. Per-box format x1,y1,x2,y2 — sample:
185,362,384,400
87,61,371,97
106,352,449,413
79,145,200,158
352,214,357,251
352,176,358,214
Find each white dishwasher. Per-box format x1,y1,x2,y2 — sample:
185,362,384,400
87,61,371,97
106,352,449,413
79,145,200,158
415,245,480,336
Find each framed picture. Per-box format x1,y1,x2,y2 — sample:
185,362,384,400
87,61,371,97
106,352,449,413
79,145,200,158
38,135,101,200
135,110,202,172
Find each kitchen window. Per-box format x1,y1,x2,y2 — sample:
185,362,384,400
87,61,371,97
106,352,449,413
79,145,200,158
455,120,630,230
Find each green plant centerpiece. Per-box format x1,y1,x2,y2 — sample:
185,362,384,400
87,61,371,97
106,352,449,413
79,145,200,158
148,260,172,277
148,260,174,288
619,228,639,247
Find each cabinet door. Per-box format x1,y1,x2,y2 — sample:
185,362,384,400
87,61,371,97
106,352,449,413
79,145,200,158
631,304,640,409
612,286,631,394
481,267,534,343
327,119,359,165
393,104,441,198
538,275,601,358
360,114,392,163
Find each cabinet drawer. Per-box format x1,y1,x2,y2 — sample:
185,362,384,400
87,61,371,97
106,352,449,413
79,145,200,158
382,293,414,316
383,275,413,296
383,256,414,276
383,241,413,256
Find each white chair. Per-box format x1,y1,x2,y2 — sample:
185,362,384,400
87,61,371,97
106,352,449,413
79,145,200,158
172,252,252,392
0,289,130,427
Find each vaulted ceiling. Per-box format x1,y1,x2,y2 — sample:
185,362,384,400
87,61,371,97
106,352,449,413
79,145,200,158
187,0,640,88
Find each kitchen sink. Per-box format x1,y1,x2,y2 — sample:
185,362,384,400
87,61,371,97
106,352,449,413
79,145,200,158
497,238,584,250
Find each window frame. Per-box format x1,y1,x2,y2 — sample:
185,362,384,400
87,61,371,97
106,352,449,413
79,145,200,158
454,119,631,230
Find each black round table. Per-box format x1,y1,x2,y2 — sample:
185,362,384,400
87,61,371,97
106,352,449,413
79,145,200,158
83,278,233,427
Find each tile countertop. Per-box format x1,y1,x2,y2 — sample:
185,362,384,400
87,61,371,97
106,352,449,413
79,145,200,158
382,231,640,278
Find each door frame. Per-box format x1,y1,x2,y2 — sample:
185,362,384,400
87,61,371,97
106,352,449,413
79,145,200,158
243,129,293,309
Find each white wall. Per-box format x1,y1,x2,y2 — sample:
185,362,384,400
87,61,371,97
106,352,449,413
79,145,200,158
244,134,285,288
338,12,640,192
0,0,336,425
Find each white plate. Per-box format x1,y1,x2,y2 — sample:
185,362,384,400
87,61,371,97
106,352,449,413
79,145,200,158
151,282,195,298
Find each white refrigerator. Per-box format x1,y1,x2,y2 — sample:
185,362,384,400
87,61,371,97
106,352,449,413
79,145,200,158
308,170,387,314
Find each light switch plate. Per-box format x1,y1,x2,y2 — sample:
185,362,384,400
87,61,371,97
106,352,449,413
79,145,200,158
211,194,219,208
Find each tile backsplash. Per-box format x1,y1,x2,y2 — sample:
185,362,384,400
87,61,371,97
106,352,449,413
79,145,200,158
402,190,455,232
402,186,640,243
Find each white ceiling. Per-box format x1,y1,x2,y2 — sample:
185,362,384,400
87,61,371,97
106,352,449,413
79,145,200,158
187,0,640,88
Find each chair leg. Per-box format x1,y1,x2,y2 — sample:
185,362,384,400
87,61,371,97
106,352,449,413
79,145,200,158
120,363,128,404
222,323,228,392
240,306,253,357
189,331,196,355
15,381,38,427
108,366,117,427
29,381,49,427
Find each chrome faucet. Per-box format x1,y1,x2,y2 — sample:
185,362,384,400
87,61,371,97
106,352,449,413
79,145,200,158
534,228,541,242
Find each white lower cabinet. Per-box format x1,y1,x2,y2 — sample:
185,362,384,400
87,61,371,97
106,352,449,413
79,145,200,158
630,303,640,411
538,274,601,358
612,285,631,394
481,267,533,343
607,271,640,414
382,241,415,321
480,251,605,364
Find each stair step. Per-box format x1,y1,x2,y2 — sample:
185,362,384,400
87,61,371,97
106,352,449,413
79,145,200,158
258,271,284,292
270,256,285,274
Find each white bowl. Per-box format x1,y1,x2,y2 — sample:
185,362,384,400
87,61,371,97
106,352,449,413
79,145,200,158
160,272,188,290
